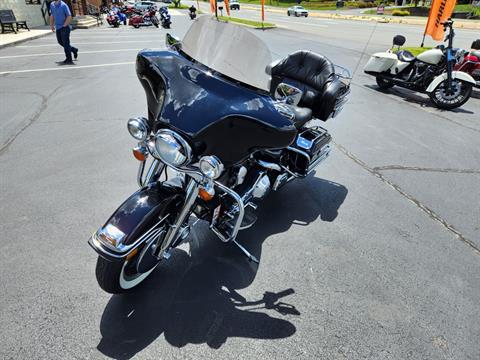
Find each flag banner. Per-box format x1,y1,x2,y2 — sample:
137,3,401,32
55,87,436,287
210,0,216,14
424,0,457,41
261,0,265,21
225,0,231,16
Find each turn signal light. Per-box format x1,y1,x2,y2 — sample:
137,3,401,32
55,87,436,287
198,187,214,201
126,248,138,261
132,146,147,161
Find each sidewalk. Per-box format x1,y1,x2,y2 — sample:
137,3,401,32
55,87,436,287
0,27,52,50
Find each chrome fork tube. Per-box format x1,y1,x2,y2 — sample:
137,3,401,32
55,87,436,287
153,178,199,257
138,159,165,187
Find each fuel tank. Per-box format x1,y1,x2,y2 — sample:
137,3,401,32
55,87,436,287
417,49,443,65
136,49,298,167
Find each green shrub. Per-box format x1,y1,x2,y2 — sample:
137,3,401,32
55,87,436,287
392,9,410,16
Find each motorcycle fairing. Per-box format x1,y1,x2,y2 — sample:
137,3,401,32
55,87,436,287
136,49,298,166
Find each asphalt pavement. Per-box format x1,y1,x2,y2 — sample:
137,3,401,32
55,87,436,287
0,9,479,360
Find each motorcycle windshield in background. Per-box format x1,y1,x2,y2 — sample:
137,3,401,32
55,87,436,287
181,16,272,91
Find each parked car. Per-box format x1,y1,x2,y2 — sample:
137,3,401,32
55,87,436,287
287,6,308,17
134,1,158,11
230,0,240,10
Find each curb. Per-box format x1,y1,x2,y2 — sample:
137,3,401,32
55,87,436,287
0,31,53,50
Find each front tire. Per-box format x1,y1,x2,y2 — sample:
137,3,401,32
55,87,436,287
95,255,160,294
429,79,473,110
376,77,394,90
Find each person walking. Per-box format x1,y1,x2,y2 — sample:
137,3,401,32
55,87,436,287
50,0,78,65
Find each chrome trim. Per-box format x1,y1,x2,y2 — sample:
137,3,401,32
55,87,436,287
137,160,146,187
144,159,164,186
257,159,282,172
307,144,331,174
287,146,311,163
89,214,170,259
153,178,199,256
211,180,245,243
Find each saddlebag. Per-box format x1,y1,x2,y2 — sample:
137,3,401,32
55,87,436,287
287,126,331,176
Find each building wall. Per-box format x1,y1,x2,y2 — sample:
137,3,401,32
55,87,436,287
0,1,48,28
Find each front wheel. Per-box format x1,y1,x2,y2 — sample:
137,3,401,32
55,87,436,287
287,11,290,16
376,77,394,90
95,254,160,294
429,79,473,110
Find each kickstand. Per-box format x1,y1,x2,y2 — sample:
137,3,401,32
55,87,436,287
232,239,259,264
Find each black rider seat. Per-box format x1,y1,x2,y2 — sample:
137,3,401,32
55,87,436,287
268,51,339,122
290,106,312,129
397,50,416,62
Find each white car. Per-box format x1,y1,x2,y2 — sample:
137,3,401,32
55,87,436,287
287,6,308,17
134,1,158,11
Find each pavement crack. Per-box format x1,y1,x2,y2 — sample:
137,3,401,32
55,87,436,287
333,141,480,256
373,165,480,175
0,86,62,156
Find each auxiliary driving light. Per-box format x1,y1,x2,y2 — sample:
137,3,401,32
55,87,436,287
127,117,149,141
199,156,224,179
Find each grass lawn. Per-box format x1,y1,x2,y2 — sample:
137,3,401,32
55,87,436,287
397,46,432,56
203,0,372,11
217,15,276,27
365,5,480,16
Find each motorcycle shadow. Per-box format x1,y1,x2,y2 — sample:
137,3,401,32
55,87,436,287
365,84,476,114
97,176,347,359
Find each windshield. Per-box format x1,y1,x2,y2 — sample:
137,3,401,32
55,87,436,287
181,16,272,91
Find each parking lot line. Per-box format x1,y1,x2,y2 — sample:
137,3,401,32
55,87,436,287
0,61,134,75
0,48,161,60
16,40,161,48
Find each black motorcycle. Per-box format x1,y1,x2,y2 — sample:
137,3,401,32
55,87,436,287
189,6,197,20
364,19,476,109
89,17,350,293
159,6,171,29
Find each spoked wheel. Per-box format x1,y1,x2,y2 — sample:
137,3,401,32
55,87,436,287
376,77,394,90
429,79,473,110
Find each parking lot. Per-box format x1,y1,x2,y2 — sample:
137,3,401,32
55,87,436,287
1,7,479,359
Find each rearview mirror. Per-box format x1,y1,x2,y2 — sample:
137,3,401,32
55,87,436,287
275,83,303,106
166,33,181,49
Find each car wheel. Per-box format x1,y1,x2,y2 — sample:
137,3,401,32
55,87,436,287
287,11,290,16
305,14,308,17
295,12,299,17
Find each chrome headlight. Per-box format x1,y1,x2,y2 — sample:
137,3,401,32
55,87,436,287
154,129,192,167
199,155,224,179
127,117,149,141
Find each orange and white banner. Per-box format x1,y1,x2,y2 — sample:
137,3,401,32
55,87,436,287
210,0,216,14
224,0,231,16
261,0,265,21
424,0,457,41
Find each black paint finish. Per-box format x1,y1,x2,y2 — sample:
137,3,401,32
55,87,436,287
136,49,298,166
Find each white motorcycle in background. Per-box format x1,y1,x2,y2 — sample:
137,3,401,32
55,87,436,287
364,19,476,110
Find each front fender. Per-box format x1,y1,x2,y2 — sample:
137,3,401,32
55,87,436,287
426,71,476,93
88,183,184,261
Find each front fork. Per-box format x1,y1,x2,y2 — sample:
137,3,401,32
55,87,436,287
152,178,199,257
446,49,454,93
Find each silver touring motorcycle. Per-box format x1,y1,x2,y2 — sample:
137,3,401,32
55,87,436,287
89,17,351,293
